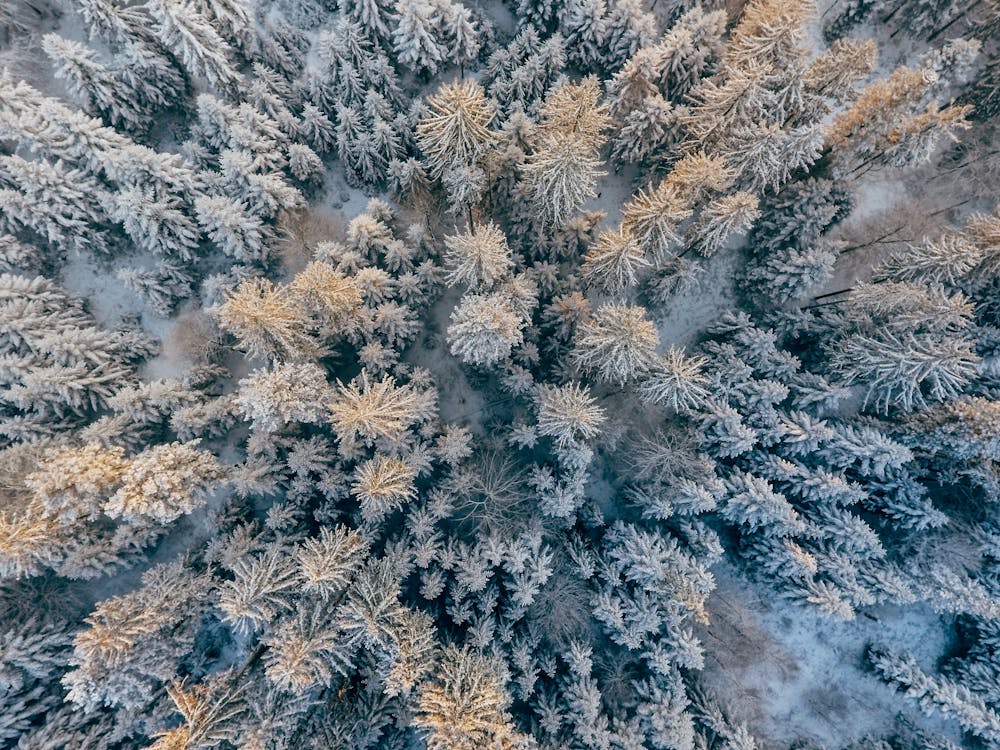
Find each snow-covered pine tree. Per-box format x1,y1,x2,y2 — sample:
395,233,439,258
559,0,609,73
606,46,661,119
353,454,418,521
821,279,980,413
572,303,659,385
940,618,1000,709
43,34,157,134
638,347,711,412
218,149,304,218
0,235,41,273
443,1,481,72
329,369,437,445
393,0,447,75
684,192,760,258
63,560,216,711
804,37,878,108
521,79,610,228
288,260,363,332
104,187,202,260
257,16,309,77
741,177,852,303
483,28,565,112
76,0,159,46
194,195,270,263
655,5,727,103
829,330,979,414
679,312,941,615
297,103,336,154
117,259,195,316
104,440,226,523
0,274,155,441
443,222,514,290
0,613,70,744
535,382,606,446
190,93,289,163
447,291,528,367
676,0,877,197
0,154,110,257
521,137,606,228
195,0,254,52
621,153,729,262
217,277,317,361
868,644,1000,743
610,94,681,167
414,645,527,750
829,62,973,176
875,234,983,288
722,122,826,193
339,0,396,46
601,0,657,72
416,79,498,180
236,363,332,433
719,470,805,538
1,442,133,579
581,225,650,293
146,0,242,93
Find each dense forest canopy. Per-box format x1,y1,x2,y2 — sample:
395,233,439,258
2,0,1000,747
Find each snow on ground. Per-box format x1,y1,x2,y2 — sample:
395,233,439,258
478,0,516,39
817,176,908,295
404,283,491,430
698,561,964,749
60,252,220,381
143,304,221,381
325,169,374,219
59,252,146,326
654,248,740,348
593,164,643,226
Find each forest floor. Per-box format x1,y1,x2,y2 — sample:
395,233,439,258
697,562,962,748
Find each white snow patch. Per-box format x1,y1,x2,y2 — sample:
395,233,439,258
404,285,489,430
849,176,904,225
60,252,147,326
653,249,739,348
698,562,964,749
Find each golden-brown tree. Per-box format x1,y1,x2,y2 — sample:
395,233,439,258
288,261,362,332
416,79,498,179
329,370,436,444
217,278,316,361
521,78,611,227
581,225,650,293
352,454,418,522
414,645,527,750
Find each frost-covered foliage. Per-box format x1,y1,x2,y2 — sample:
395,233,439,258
0,275,156,441
3,0,1000,748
